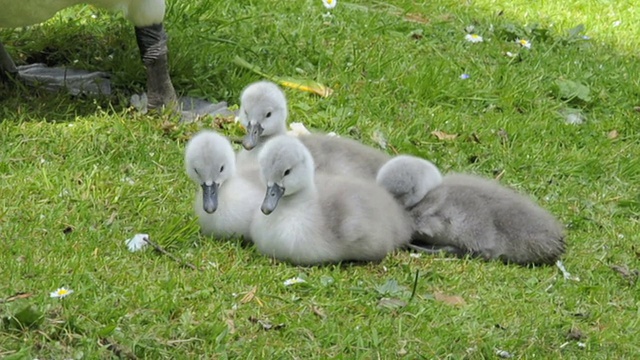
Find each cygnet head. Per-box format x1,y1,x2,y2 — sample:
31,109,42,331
376,155,443,208
257,135,315,215
238,81,288,150
184,130,236,214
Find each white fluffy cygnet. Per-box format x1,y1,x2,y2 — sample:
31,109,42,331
249,135,413,266
185,130,263,241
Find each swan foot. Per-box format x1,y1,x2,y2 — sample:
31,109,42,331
15,64,111,95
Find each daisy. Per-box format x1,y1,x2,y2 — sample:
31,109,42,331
322,0,337,9
283,277,306,286
465,34,483,43
125,233,150,252
460,73,470,80
50,287,74,298
516,38,532,49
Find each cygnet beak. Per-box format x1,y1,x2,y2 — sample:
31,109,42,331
202,182,219,214
261,184,285,215
242,121,264,150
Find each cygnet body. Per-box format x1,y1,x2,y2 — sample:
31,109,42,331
376,155,565,265
185,130,262,240
236,80,390,179
250,135,413,266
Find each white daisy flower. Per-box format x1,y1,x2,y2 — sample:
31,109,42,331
516,38,532,49
460,73,470,80
283,277,306,286
505,51,516,58
287,122,311,137
465,34,483,43
125,233,149,252
322,0,337,9
50,287,74,298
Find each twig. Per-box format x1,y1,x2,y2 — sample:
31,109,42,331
143,237,199,271
409,270,419,303
99,338,137,360
0,292,33,303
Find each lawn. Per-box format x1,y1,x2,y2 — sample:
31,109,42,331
1,0,639,358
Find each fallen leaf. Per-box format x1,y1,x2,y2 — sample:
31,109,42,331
372,130,387,149
404,13,430,24
225,318,236,334
248,316,285,331
233,56,333,98
240,286,258,304
566,326,584,341
397,340,408,356
607,130,619,139
311,305,326,319
610,265,639,284
496,349,513,358
0,292,33,303
377,297,407,310
278,78,334,98
431,130,458,141
160,120,177,133
497,128,509,144
434,291,466,306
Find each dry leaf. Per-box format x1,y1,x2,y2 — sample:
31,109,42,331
233,56,333,98
610,265,639,284
311,305,326,319
566,326,584,341
160,120,177,133
607,130,619,139
431,130,458,141
278,78,334,98
1,292,33,303
434,291,466,306
240,286,257,304
404,13,430,24
497,128,509,144
225,318,236,334
249,316,285,331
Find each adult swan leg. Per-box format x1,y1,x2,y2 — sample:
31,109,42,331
0,0,230,121
128,0,176,110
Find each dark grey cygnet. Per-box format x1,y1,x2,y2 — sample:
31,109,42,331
376,155,566,265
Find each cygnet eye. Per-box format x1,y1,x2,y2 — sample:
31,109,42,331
220,165,225,172
266,111,272,118
283,169,291,176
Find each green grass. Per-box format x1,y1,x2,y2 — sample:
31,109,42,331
1,0,639,358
